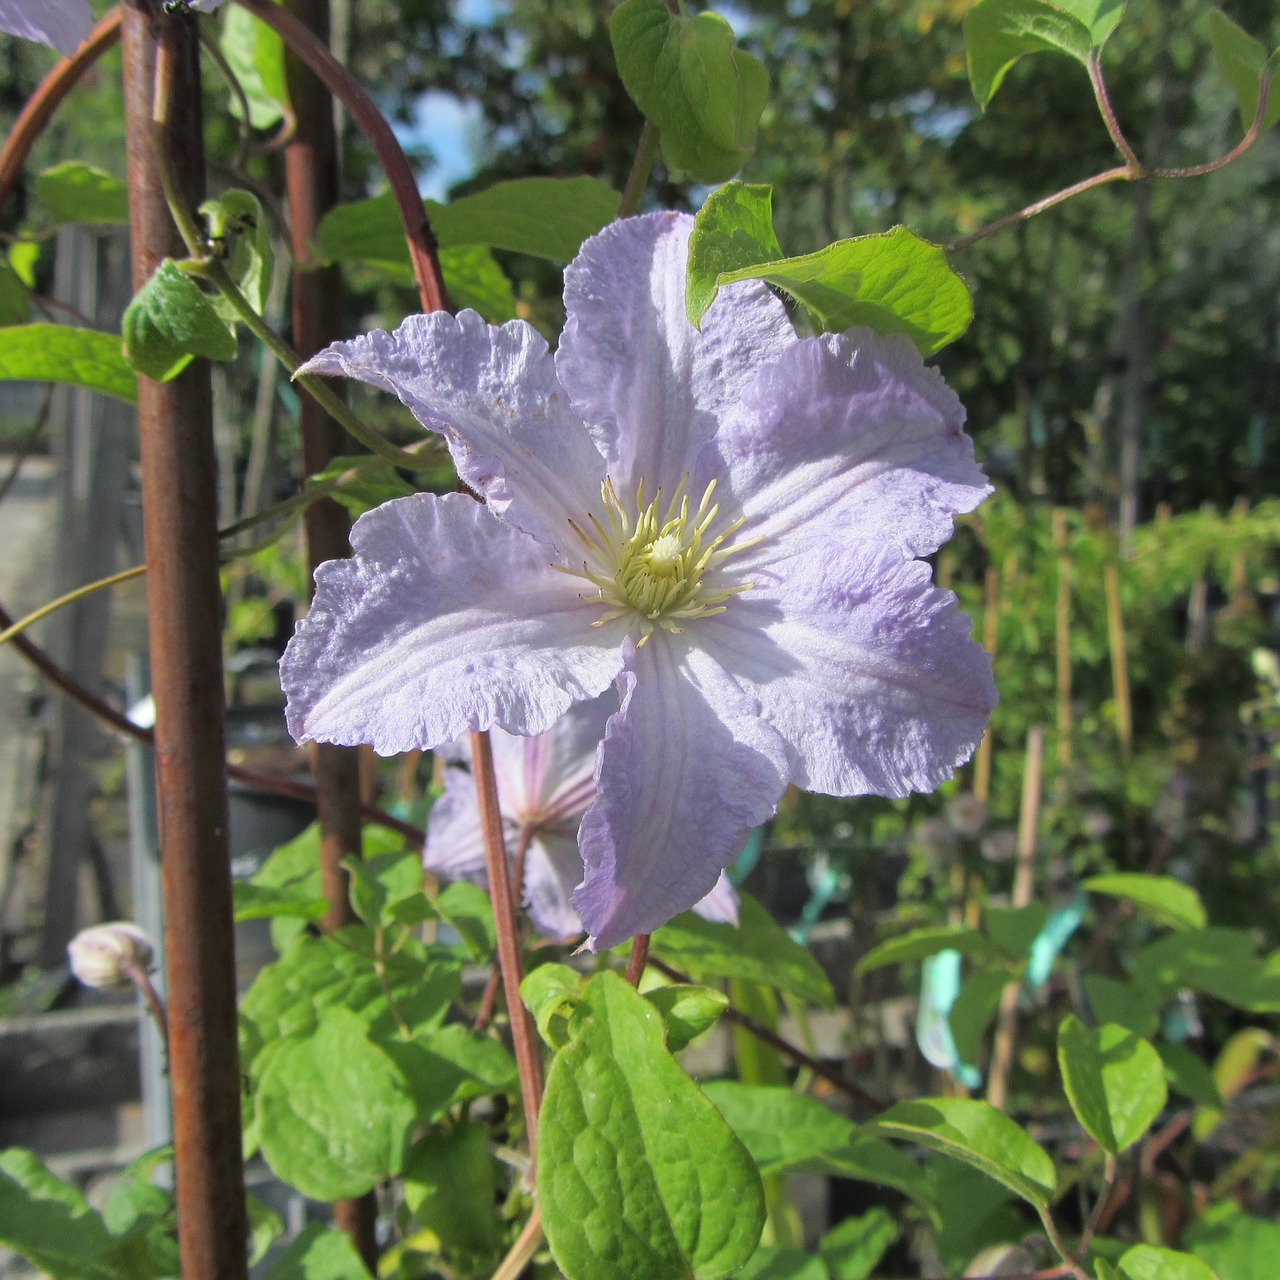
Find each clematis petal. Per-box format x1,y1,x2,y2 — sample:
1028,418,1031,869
0,0,91,55
422,764,491,885
701,537,996,799
693,874,740,926
706,328,989,562
574,636,788,950
522,829,587,939
299,311,606,555
558,211,794,497
282,492,625,754
535,693,614,824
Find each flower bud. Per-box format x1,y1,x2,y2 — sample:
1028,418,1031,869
67,922,155,991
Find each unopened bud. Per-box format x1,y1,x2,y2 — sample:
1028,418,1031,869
67,922,155,990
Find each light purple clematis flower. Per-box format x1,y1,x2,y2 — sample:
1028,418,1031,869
0,0,91,56
282,211,997,949
425,694,738,939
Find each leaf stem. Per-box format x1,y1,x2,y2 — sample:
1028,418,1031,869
618,120,661,218
0,564,147,649
1077,1152,1118,1257
490,1205,543,1280
1088,54,1140,170
1036,1205,1091,1280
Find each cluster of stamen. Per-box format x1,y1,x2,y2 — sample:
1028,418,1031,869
557,474,758,636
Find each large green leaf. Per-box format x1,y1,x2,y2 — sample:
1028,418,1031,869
387,1022,518,1119
735,1247,827,1280
34,162,129,226
819,1208,898,1280
963,0,1094,109
313,176,619,273
439,244,517,322
0,1149,123,1280
1132,928,1280,1010
1207,10,1280,133
402,1121,499,1253
255,1007,418,1201
261,1223,374,1280
1185,1202,1280,1280
610,0,768,182
984,902,1050,959
0,324,137,403
686,181,782,326
651,893,834,1007
873,1097,1057,1208
1057,1016,1166,1154
219,4,290,130
1117,1244,1220,1280
1052,0,1125,44
539,971,764,1280
703,1082,855,1175
857,926,997,973
717,227,972,355
1083,873,1206,930
122,260,237,381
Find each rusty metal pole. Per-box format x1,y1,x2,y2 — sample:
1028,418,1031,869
283,0,380,1262
120,4,249,1277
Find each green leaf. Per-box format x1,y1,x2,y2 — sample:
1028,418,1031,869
610,0,768,182
403,1121,499,1253
949,969,1011,1065
232,881,328,923
521,962,585,1049
1208,10,1280,133
255,1006,418,1200
818,1207,898,1280
703,1082,855,1175
819,1137,939,1224
0,324,137,403
1117,1244,1220,1280
0,1148,122,1280
963,0,1094,109
1057,1016,1166,1154
857,926,996,974
735,1247,827,1280
219,5,290,130
539,971,765,1280
9,240,39,287
1132,928,1280,1010
201,189,273,317
100,1147,179,1278
307,454,415,517
388,1022,518,1119
411,880,496,961
1084,873,1206,930
686,181,783,327
313,177,620,274
645,983,728,1051
1051,0,1125,45
714,226,972,355
122,260,237,381
985,902,1050,959
0,263,31,326
239,927,459,1075
34,162,129,226
343,849,423,926
1082,974,1161,1038
439,244,516,323
652,893,834,1007
262,1223,374,1280
247,1193,283,1266
1097,1261,1119,1280
1157,1042,1222,1109
873,1097,1057,1208
1185,1201,1280,1280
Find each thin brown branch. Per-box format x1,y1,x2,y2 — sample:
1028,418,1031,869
625,933,650,986
1088,53,1140,170
648,956,887,1114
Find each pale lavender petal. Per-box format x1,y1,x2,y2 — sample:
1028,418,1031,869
701,537,996,799
535,693,614,822
299,311,606,555
692,874,739,926
557,212,794,497
0,0,91,55
522,829,587,939
574,636,788,950
423,765,490,885
281,492,625,754
705,328,990,562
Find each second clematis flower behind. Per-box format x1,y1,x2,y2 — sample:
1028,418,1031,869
282,211,997,949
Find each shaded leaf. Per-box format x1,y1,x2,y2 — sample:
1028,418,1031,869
985,902,1050,959
122,260,236,381
703,1082,854,1175
521,962,584,1049
1084,873,1206,931
645,983,728,1051
34,162,129,226
403,1121,499,1253
857,926,997,974
1117,1244,1219,1280
1208,10,1280,133
262,1223,374,1280
1185,1201,1280,1280
439,244,516,323
686,181,782,327
964,0,1093,109
818,1207,897,1280
0,324,136,403
1057,1016,1166,1153
219,5,290,130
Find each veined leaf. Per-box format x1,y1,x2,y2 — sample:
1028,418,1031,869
0,324,137,402
964,0,1094,109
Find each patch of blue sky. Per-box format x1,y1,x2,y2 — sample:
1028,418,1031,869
395,90,486,200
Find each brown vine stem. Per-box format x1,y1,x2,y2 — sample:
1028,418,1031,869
231,0,449,313
625,933,650,986
0,8,123,213
949,71,1273,256
490,1205,544,1280
1088,53,1140,170
648,956,887,1114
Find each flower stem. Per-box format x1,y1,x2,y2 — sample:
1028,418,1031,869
471,730,544,1162
490,1205,543,1280
120,957,170,1053
625,933,650,985
618,121,661,219
1036,1205,1091,1280
0,565,147,649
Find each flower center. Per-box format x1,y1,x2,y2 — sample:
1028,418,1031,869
559,475,758,635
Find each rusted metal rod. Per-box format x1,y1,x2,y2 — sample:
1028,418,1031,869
283,0,379,1261
120,4,248,1277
